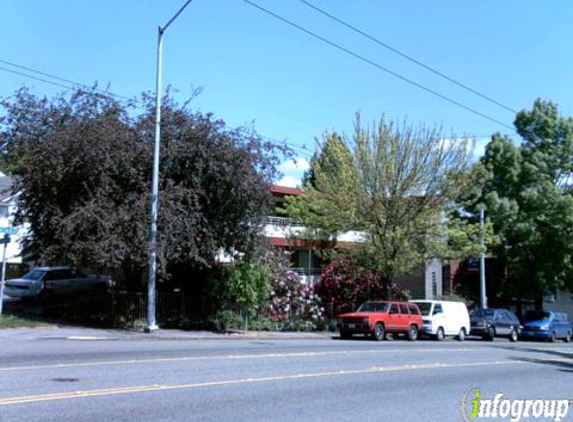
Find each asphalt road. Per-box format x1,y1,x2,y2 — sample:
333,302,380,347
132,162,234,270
0,330,571,422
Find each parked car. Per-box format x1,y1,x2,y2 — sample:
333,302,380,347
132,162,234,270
337,301,423,341
4,266,113,300
410,300,470,341
470,308,521,341
520,310,572,342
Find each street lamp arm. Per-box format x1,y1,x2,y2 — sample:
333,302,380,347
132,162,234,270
162,0,196,33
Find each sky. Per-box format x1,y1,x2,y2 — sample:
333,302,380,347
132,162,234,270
1,1,573,187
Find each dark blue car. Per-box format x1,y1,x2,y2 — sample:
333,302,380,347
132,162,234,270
520,310,572,342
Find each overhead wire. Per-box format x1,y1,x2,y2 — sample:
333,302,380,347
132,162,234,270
0,61,311,156
293,0,517,114
238,0,515,132
0,59,139,105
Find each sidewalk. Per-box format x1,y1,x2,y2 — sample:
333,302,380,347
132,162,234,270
0,325,334,341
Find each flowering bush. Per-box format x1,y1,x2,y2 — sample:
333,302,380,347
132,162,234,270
317,257,408,314
268,269,325,330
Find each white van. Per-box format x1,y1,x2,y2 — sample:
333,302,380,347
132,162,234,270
409,300,470,341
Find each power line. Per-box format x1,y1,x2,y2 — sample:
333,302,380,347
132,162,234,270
0,61,308,153
293,0,517,114
0,65,77,92
238,0,515,132
0,59,137,104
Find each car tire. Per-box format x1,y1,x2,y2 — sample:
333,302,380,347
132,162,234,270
435,327,445,341
509,328,518,342
564,332,572,343
340,331,352,340
486,327,495,341
407,325,418,341
548,331,556,343
457,328,466,341
372,323,385,341
38,289,54,303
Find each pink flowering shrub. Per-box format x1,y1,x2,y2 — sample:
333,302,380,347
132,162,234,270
268,269,325,330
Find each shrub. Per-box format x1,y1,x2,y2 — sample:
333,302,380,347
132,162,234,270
268,269,325,330
317,257,409,313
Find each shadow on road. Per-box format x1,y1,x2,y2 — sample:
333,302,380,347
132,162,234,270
500,346,573,374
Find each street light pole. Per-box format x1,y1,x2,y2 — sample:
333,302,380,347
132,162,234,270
146,0,195,332
479,205,487,310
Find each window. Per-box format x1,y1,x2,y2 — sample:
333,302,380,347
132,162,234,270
432,304,443,316
408,304,420,315
399,304,409,314
389,304,399,315
431,271,437,297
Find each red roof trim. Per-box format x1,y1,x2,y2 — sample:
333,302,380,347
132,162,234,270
270,184,304,196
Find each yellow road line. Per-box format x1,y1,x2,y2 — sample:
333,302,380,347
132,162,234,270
0,360,529,407
0,347,486,372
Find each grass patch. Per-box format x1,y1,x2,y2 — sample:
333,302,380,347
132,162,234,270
0,314,50,329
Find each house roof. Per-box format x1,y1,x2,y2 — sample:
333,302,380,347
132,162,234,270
270,184,303,196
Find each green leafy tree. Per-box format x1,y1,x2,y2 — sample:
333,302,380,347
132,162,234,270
0,88,285,287
287,113,473,298
226,261,271,331
480,99,573,303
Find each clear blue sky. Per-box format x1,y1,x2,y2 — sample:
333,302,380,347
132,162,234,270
2,1,572,185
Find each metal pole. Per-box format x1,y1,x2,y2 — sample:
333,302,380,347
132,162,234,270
0,238,8,316
146,0,195,332
146,26,163,332
479,205,487,309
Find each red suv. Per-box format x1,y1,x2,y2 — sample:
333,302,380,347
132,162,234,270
337,301,423,341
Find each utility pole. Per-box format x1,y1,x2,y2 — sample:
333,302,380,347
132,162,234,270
146,0,195,332
479,205,487,309
0,234,11,316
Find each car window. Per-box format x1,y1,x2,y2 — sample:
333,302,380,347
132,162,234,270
408,304,420,315
357,303,389,313
59,269,76,279
44,271,63,281
494,311,504,321
22,269,46,280
472,309,495,318
415,302,432,316
399,304,409,314
389,304,399,315
432,304,443,316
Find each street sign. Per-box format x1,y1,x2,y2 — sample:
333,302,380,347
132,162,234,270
0,235,10,244
0,227,17,235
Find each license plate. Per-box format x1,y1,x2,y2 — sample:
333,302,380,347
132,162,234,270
347,323,356,329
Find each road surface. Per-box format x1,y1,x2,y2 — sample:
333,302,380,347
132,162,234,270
0,329,571,422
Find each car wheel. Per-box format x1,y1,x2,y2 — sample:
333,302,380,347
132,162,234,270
548,331,556,343
407,325,418,341
38,289,54,303
435,327,445,341
564,332,572,343
486,327,495,341
509,328,518,342
372,323,385,341
457,328,466,341
340,331,352,340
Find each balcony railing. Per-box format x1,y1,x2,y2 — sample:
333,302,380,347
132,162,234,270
265,216,298,226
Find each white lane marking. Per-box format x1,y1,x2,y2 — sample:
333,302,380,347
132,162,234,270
0,359,532,406
0,348,489,372
66,336,111,341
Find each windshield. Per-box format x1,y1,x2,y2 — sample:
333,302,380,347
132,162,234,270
357,303,389,312
414,302,432,316
22,269,46,280
523,310,552,322
471,309,495,318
